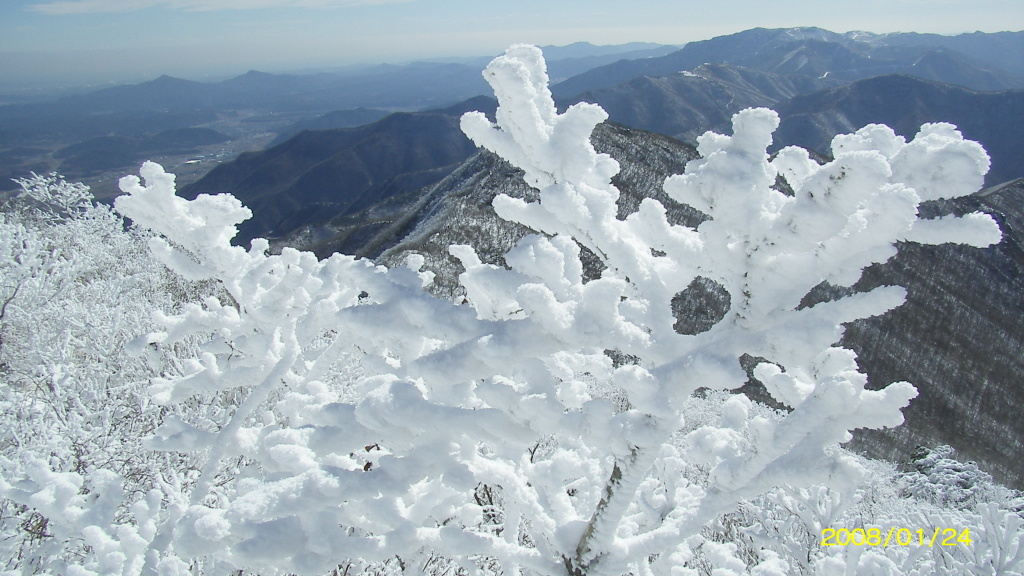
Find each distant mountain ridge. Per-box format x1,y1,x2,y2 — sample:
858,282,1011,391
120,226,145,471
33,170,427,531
561,69,1022,185
44,62,490,116
415,42,679,81
0,41,679,192
7,41,680,120
552,27,1024,97
565,63,828,143
871,30,1024,77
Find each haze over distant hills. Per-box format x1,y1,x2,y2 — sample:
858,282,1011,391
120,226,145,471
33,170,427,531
0,42,679,194
4,28,1021,196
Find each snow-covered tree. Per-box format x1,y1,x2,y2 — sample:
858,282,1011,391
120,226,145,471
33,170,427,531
2,46,1021,576
0,174,223,575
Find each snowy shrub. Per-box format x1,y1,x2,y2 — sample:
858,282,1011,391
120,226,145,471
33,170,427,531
720,454,1024,576
0,174,216,575
900,445,1023,512
2,46,1021,576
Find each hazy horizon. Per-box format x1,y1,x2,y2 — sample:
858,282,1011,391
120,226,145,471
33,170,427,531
2,0,1022,94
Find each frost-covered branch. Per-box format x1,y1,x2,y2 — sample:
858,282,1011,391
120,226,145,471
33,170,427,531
455,45,1001,575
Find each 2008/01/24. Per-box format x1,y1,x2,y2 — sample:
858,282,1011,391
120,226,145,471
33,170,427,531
821,527,973,547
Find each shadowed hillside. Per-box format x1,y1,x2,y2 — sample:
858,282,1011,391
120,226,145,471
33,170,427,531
180,111,479,242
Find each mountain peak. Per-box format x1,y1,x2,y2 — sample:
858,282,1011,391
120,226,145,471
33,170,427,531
150,74,192,85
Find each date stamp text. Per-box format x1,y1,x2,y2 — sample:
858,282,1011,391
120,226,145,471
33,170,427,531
821,527,973,547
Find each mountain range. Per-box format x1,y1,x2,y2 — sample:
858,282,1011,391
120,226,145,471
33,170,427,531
183,27,1023,244
6,27,1024,488
551,27,1024,97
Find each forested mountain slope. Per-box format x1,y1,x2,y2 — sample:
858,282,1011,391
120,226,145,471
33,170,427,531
845,178,1024,488
366,121,1024,489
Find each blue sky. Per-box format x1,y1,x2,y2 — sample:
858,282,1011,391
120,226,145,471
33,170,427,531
2,0,1022,89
